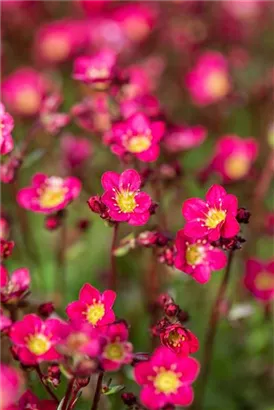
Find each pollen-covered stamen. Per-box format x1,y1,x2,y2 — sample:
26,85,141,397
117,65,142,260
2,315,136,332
86,299,105,325
104,342,124,361
126,135,151,153
255,272,274,291
186,243,204,266
205,208,226,229
116,190,137,213
27,333,51,355
206,71,229,98
87,67,109,80
153,367,181,394
168,329,186,348
39,178,67,208
224,154,249,179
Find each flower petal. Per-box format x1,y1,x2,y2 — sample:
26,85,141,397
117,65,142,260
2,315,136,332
135,192,151,213
119,169,141,191
222,214,240,238
80,284,101,304
101,171,120,191
205,184,227,206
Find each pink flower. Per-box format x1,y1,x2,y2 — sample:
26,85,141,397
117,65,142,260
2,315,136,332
59,322,101,358
160,324,199,356
120,95,161,120
101,169,152,226
73,49,117,89
66,284,116,327
101,322,133,371
104,113,165,162
0,103,14,155
1,265,30,304
185,51,231,106
61,134,93,170
163,125,207,153
174,229,227,283
34,20,89,65
1,68,48,116
0,364,24,409
182,184,240,241
40,93,70,135
0,212,10,240
203,135,258,182
244,259,274,303
134,346,200,409
17,173,81,214
9,314,68,365
16,390,56,410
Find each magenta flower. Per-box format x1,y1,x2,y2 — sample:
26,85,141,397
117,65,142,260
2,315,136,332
244,258,274,303
0,364,24,409
1,68,48,116
61,134,93,170
0,103,14,155
160,324,199,357
34,20,89,65
134,346,200,409
101,322,133,371
66,284,116,327
0,265,30,304
101,169,152,226
203,135,258,182
9,314,68,365
174,229,227,283
16,390,56,410
120,94,161,120
73,49,117,89
182,184,240,241
163,125,207,153
17,173,81,214
105,113,165,162
185,51,231,106
59,322,101,358
40,93,70,135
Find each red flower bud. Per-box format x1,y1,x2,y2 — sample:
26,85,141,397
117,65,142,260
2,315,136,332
38,302,55,318
121,392,137,406
0,239,14,259
236,208,251,224
164,303,179,317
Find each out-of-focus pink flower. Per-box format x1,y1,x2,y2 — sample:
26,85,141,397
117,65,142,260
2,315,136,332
244,259,274,303
113,4,157,43
1,68,48,116
0,239,14,260
73,49,117,89
265,212,274,236
101,169,152,226
101,322,133,371
0,364,24,409
17,174,81,214
202,135,258,182
15,390,56,410
185,51,231,106
66,284,116,328
182,184,239,241
71,95,110,133
120,95,161,119
40,93,70,135
0,213,10,240
160,324,199,356
104,113,165,162
119,66,154,100
0,103,14,155
163,125,207,153
61,134,92,170
34,20,89,65
222,0,262,21
87,18,128,53
0,265,30,304
0,308,12,332
174,229,227,283
134,346,200,409
10,314,68,365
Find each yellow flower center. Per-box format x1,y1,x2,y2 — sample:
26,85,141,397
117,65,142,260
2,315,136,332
186,244,203,265
39,186,67,208
255,272,274,291
205,209,226,229
154,368,181,394
27,334,50,355
206,71,230,99
168,330,185,347
41,35,70,62
116,190,136,213
224,154,250,179
86,301,105,325
87,67,109,80
127,135,151,153
104,342,124,360
15,87,41,115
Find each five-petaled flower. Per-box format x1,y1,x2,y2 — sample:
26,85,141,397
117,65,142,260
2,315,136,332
182,184,240,241
174,229,227,283
17,173,82,214
9,314,68,365
101,169,152,226
0,103,14,155
134,346,200,409
244,258,274,303
160,324,199,356
0,265,30,304
104,113,165,162
66,284,116,327
101,321,133,371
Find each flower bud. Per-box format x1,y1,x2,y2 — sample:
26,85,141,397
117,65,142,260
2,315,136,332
38,302,55,318
164,303,179,317
121,392,137,406
47,364,61,387
0,239,14,259
236,208,251,224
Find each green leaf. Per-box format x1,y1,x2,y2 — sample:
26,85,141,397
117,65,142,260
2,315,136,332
103,384,125,396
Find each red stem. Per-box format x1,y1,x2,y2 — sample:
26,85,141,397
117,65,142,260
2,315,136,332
90,372,104,410
35,366,59,404
61,378,75,410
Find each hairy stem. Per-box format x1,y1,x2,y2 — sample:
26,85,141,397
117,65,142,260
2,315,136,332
90,372,104,410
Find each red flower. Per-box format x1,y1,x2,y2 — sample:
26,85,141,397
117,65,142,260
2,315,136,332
160,324,199,356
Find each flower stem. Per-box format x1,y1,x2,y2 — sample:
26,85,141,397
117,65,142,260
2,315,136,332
108,223,119,290
61,378,75,410
193,250,234,410
90,372,104,410
35,366,59,404
56,212,67,301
